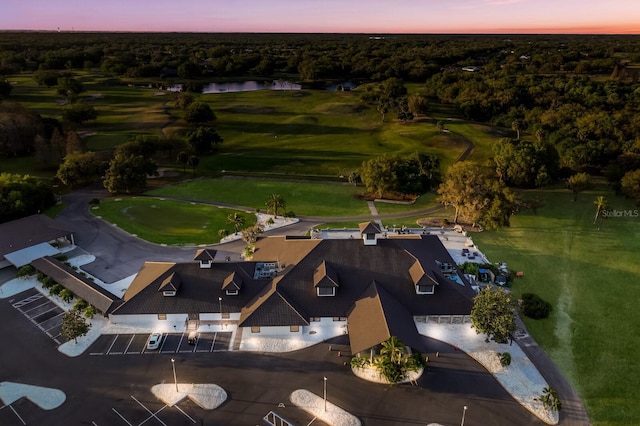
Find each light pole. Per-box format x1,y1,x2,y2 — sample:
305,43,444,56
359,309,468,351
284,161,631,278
461,405,467,426
218,296,223,318
323,376,327,412
171,358,178,392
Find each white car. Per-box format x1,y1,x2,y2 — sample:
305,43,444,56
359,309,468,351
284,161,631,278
146,332,163,350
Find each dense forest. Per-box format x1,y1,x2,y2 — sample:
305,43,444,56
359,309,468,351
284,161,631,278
2,32,640,222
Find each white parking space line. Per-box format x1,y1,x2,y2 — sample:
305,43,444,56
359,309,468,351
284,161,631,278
21,300,54,315
43,313,65,331
106,335,119,354
12,293,43,308
111,407,133,426
123,335,135,354
174,404,196,424
10,405,26,425
131,395,168,426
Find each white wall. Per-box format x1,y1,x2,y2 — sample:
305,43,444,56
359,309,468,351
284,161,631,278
109,313,188,331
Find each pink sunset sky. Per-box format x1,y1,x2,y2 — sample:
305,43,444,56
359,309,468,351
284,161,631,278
1,0,639,34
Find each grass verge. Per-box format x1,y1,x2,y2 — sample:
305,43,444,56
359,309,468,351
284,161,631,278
473,184,640,426
91,196,256,245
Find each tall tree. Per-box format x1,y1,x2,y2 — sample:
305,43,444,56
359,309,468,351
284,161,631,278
62,103,98,125
227,212,245,235
511,120,521,140
185,102,215,124
103,154,157,193
567,172,593,201
265,194,286,217
187,126,223,155
177,151,189,174
56,152,106,187
61,309,91,343
593,195,608,224
471,287,517,343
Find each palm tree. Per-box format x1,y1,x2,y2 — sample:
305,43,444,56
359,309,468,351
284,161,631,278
265,194,286,217
227,213,244,235
511,120,521,140
436,120,444,134
380,336,406,363
593,195,608,224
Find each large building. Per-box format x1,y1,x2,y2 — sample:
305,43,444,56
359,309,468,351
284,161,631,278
109,223,476,353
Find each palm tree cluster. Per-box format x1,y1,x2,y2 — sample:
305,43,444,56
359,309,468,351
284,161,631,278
351,336,426,384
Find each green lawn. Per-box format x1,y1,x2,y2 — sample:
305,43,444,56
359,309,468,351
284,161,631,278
147,177,371,217
473,184,640,426
91,196,256,245
373,192,439,214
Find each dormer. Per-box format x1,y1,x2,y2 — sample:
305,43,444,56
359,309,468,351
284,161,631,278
194,248,217,268
313,260,339,297
358,222,382,246
222,271,243,296
409,260,437,295
159,272,181,297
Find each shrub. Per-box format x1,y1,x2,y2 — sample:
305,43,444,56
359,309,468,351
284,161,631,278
60,289,74,303
521,293,553,319
266,217,275,225
37,272,47,282
16,265,35,278
498,352,512,366
284,211,296,218
55,254,68,262
538,387,562,412
84,305,96,319
50,284,64,296
74,299,88,311
89,198,100,206
42,276,57,289
406,352,427,371
350,356,367,369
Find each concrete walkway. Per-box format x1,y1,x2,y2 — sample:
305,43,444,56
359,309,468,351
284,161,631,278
366,201,383,228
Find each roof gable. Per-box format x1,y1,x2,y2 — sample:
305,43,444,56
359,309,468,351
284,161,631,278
159,272,182,292
348,281,424,354
239,279,309,327
358,221,381,235
313,260,339,288
194,248,217,261
222,270,243,291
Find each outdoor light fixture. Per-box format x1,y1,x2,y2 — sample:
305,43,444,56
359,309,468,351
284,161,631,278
171,358,178,392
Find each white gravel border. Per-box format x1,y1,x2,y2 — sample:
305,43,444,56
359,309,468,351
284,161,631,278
290,389,361,426
0,382,65,410
151,383,226,409
417,322,559,425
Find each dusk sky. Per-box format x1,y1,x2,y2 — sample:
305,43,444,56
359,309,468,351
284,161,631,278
2,0,639,34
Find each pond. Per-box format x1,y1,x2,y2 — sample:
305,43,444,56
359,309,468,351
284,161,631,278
202,80,301,94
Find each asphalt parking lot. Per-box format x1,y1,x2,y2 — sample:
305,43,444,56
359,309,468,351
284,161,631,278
10,288,66,345
89,332,233,355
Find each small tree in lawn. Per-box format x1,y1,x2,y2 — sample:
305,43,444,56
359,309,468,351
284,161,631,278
593,195,608,224
265,194,286,217
567,172,593,201
471,287,517,343
189,155,200,175
227,213,245,235
177,151,189,174
61,309,91,343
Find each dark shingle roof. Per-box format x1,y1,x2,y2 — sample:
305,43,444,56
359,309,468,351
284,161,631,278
0,214,73,259
31,257,119,314
222,271,243,291
313,261,339,288
194,249,217,261
358,221,381,235
111,261,267,315
348,281,424,354
238,278,309,327
159,272,182,292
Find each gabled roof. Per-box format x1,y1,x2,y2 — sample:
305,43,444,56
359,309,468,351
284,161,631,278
111,261,265,315
347,281,424,355
358,221,381,235
194,248,217,261
239,278,309,327
0,214,73,259
222,271,243,291
408,258,438,288
31,257,120,314
159,272,182,292
313,261,339,288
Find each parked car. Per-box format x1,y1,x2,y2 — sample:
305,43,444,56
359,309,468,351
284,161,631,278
147,332,163,350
